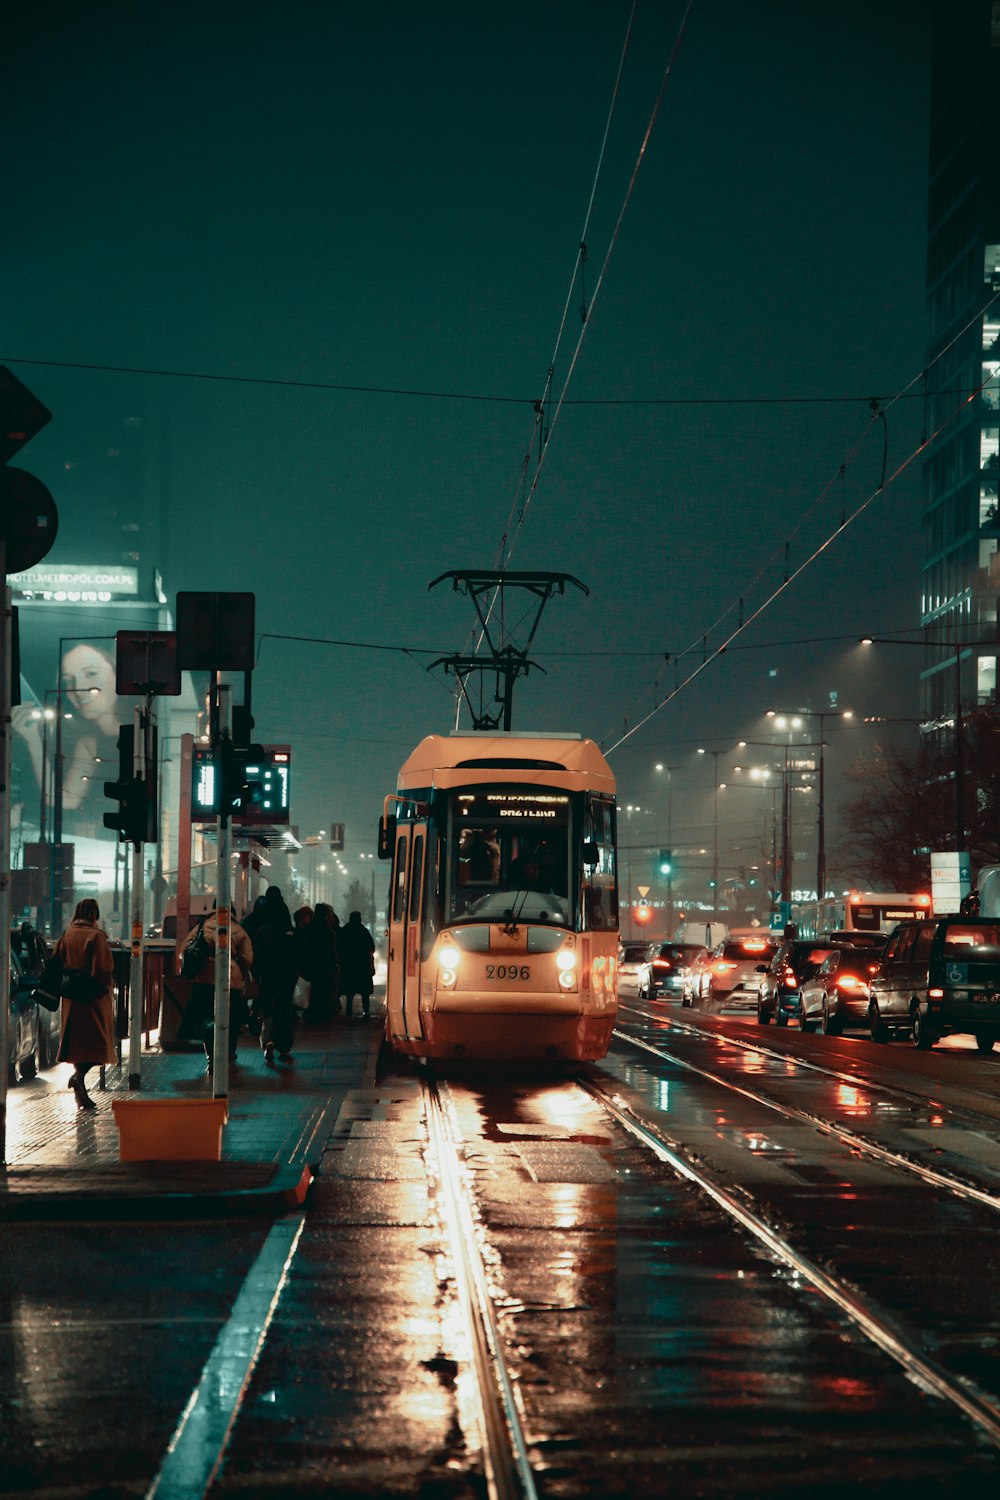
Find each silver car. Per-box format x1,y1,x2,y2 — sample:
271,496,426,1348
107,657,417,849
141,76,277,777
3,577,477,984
618,941,653,997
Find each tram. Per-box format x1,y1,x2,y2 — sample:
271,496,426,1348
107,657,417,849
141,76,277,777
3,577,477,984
378,731,619,1061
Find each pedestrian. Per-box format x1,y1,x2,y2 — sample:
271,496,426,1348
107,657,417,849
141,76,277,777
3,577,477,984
338,910,376,1019
307,903,341,1021
55,898,117,1111
252,911,298,1067
180,905,253,1073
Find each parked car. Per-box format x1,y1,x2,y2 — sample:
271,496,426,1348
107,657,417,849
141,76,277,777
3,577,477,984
868,917,1000,1050
757,939,836,1027
798,946,882,1035
7,926,58,1084
637,942,705,999
689,935,780,1010
618,941,653,998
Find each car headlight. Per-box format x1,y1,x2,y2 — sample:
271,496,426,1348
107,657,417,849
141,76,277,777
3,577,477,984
439,946,460,969
556,949,576,971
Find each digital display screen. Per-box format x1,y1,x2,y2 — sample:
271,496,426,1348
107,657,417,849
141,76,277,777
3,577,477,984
191,744,291,824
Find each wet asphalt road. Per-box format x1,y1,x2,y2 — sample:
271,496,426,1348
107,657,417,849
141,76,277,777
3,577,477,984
3,1001,1000,1497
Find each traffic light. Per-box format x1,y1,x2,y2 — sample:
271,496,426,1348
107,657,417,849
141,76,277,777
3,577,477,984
633,901,652,926
103,724,152,846
656,848,672,877
216,737,266,819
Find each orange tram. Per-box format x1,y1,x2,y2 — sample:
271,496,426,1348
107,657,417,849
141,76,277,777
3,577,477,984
378,732,619,1062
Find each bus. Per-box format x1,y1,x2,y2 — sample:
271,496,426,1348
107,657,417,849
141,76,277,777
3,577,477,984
813,891,932,936
378,731,619,1061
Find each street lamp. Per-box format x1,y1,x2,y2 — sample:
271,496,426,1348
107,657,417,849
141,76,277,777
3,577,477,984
766,708,854,902
736,741,818,912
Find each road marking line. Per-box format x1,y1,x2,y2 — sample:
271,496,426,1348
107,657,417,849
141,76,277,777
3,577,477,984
145,1215,304,1500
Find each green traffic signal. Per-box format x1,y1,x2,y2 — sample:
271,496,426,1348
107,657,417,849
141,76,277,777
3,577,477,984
657,847,672,876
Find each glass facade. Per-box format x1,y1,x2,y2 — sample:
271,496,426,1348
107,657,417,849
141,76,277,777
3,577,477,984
921,4,1000,726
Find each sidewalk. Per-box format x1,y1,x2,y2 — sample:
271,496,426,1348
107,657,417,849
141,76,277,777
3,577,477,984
0,1007,384,1222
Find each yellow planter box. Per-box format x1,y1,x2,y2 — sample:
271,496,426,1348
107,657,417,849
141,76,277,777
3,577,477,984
112,1098,229,1162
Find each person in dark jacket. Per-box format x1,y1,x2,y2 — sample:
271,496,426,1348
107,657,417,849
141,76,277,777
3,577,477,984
252,916,299,1067
338,910,376,1018
306,903,340,1022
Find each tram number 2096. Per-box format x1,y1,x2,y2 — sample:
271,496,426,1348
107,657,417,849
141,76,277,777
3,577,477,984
485,964,530,981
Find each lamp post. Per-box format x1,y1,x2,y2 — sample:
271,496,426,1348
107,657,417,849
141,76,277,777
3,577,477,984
735,742,818,915
766,709,854,903
26,696,58,840
697,748,729,907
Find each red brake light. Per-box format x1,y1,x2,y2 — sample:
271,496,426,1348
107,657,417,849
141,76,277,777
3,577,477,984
713,960,737,974
917,894,931,907
837,974,865,991
742,941,768,953
783,966,797,983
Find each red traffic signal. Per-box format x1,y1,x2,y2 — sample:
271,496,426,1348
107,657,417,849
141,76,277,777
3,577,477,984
633,901,653,926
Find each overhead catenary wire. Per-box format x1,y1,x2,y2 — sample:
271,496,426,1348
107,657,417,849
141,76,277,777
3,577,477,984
0,352,983,409
604,317,1000,755
607,284,1000,748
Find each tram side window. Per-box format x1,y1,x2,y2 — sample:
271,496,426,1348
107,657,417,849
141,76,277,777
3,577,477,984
392,833,409,923
409,834,424,923
582,798,618,930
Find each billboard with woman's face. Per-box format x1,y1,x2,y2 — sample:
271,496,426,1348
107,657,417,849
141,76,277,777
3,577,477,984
12,632,142,843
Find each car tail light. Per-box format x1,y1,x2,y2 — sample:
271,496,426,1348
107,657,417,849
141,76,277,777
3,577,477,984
713,960,737,975
653,959,671,970
836,975,866,991
782,966,797,984
928,987,944,998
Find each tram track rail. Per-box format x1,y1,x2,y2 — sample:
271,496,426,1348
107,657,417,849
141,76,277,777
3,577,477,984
618,999,1000,1130
578,1074,1000,1451
421,1070,539,1500
610,1022,1000,1216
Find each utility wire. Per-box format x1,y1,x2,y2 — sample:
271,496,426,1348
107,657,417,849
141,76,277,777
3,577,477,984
497,0,696,577
610,286,1000,745
0,356,984,411
604,325,1000,755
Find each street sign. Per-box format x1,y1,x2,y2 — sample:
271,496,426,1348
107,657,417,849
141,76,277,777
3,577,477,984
115,630,182,695
0,366,52,463
0,467,58,574
176,591,255,671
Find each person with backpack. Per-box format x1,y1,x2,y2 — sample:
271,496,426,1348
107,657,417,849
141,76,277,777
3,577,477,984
55,898,116,1110
180,905,253,1073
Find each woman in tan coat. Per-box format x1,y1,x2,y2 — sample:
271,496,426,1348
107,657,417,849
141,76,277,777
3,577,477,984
56,898,116,1109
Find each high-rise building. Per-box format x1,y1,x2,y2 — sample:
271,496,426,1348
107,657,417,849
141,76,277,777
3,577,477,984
922,3,1000,723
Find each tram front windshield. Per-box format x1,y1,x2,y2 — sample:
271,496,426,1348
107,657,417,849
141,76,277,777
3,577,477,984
447,790,572,926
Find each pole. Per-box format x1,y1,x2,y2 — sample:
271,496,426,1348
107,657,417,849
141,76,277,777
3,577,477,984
817,736,826,902
0,545,12,1161
954,652,965,852
127,702,149,1090
52,683,63,934
780,749,792,905
213,684,231,1099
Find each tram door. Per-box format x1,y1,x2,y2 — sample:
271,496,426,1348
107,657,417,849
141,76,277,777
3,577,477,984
386,823,427,1042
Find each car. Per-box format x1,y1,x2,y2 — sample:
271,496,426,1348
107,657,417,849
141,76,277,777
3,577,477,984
681,946,715,1006
638,942,705,999
868,916,1000,1050
690,935,780,1010
757,939,837,1027
617,941,653,998
798,946,882,1034
6,926,59,1085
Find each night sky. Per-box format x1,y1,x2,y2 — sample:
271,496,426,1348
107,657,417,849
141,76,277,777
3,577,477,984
3,1,932,890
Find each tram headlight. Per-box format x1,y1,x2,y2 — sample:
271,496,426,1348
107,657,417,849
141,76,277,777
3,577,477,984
439,945,460,988
556,949,577,989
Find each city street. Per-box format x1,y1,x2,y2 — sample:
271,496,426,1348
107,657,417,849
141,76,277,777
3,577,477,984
3,991,1000,1497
